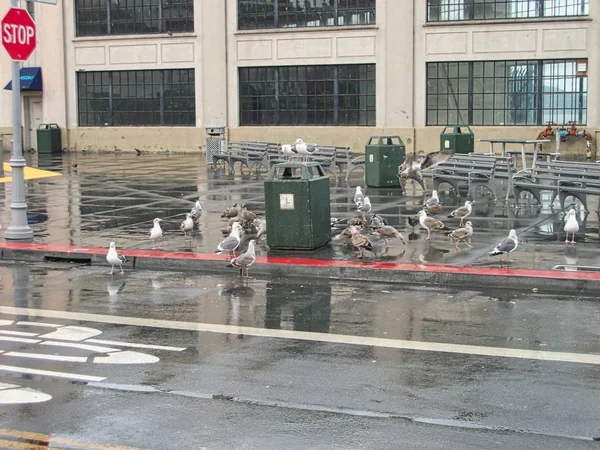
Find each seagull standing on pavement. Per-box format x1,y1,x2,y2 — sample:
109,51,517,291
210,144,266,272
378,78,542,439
372,226,405,248
489,229,519,264
354,186,365,208
180,213,194,238
149,218,163,249
417,210,447,240
448,221,474,250
424,190,442,216
356,196,372,224
227,239,257,278
348,225,373,259
448,201,473,226
564,209,579,244
106,242,127,275
215,222,243,257
221,203,239,219
190,200,203,230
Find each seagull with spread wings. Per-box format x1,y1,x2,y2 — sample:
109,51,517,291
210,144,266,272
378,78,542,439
399,150,454,185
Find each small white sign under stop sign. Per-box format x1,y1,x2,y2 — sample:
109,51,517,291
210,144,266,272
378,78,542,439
280,193,294,210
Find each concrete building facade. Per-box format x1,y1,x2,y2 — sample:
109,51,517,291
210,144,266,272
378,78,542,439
1,0,597,157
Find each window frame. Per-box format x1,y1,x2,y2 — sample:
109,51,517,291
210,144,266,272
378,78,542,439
426,59,587,126
238,64,376,127
75,0,194,38
426,0,589,22
77,69,196,127
238,0,376,31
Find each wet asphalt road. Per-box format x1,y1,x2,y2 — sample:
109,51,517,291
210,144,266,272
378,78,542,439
0,263,598,449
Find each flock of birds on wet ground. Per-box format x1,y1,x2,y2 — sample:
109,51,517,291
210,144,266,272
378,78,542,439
106,147,582,278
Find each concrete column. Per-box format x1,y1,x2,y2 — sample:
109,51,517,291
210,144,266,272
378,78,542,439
200,0,228,127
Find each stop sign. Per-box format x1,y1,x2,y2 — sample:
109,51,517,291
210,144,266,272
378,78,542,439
1,8,36,61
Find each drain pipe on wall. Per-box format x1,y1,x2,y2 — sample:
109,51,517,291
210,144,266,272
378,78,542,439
411,0,417,155
61,0,70,150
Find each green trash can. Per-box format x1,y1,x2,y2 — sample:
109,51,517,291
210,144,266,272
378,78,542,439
264,162,331,250
440,126,474,154
365,135,405,188
37,123,62,154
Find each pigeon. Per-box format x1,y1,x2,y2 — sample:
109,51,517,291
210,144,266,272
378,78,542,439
489,229,519,264
356,196,372,224
180,213,194,238
448,201,474,226
368,214,387,229
372,226,405,248
399,150,454,184
295,138,319,165
348,225,373,259
417,210,447,240
253,217,267,241
221,203,239,219
135,148,142,156
106,242,127,275
149,218,163,249
424,190,442,216
407,215,420,231
448,221,474,250
354,186,365,208
280,143,298,162
215,222,243,256
564,209,579,244
227,239,257,278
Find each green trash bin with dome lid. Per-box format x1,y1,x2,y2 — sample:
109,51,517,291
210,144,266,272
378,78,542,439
37,123,62,154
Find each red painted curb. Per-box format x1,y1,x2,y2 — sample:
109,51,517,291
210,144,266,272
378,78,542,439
1,241,599,282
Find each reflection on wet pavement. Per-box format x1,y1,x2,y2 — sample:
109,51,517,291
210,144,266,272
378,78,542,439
1,152,599,271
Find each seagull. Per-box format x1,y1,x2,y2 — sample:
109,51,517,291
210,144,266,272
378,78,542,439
354,186,365,208
417,210,447,240
424,190,442,216
253,217,267,241
227,239,257,278
106,242,127,275
489,229,519,264
221,203,239,219
180,213,194,238
295,138,318,165
348,225,373,259
215,222,243,257
372,226,405,248
347,216,364,227
149,218,163,249
564,209,579,244
241,204,259,229
356,196,372,224
448,221,474,250
399,150,454,184
190,200,203,220
448,201,474,226
368,214,387,229
280,143,298,162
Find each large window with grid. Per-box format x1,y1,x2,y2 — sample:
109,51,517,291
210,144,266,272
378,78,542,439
427,0,588,21
238,0,375,30
78,69,196,127
426,59,587,126
239,64,375,126
75,0,194,37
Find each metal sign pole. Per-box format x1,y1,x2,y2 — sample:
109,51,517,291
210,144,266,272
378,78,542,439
5,0,33,241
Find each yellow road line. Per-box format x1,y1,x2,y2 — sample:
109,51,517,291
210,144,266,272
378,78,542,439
0,438,57,449
0,163,61,183
0,429,141,450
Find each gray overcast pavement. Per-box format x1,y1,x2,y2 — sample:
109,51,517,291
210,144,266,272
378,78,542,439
0,263,598,449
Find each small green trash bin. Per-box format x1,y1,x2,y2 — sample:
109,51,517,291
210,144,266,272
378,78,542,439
365,135,405,188
264,162,331,250
37,123,62,154
440,126,474,155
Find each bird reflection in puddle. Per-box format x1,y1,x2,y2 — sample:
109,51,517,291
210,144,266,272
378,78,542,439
563,246,579,271
107,278,126,299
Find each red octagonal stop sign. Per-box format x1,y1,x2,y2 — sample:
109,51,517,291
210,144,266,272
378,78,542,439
1,7,36,61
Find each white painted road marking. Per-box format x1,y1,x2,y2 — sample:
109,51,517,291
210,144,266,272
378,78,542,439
0,382,52,404
0,364,105,382
1,306,599,366
87,338,186,352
